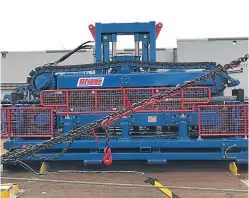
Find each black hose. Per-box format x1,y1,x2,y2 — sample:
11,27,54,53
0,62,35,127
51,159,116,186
44,41,94,67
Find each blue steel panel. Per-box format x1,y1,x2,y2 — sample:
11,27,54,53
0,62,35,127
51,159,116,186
95,22,156,34
4,138,247,161
59,112,220,127
15,152,249,162
56,72,220,89
73,112,199,126
4,139,248,149
95,21,156,62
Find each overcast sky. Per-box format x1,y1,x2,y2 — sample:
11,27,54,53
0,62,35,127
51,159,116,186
0,0,248,51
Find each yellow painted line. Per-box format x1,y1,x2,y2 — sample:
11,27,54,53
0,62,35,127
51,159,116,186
144,177,180,198
155,180,173,197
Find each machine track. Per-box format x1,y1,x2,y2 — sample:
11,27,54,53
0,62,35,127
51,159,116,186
28,60,216,96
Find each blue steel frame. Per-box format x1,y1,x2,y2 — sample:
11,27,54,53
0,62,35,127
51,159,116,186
4,139,248,164
56,71,232,95
3,111,248,164
2,21,248,165
95,21,156,62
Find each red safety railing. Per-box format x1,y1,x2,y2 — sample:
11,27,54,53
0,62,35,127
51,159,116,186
1,108,8,138
40,87,211,114
1,97,247,139
0,107,54,138
198,104,248,137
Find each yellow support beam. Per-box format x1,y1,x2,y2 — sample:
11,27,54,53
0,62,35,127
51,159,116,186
144,177,180,198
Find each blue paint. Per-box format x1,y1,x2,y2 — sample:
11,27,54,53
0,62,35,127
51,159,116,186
120,117,129,139
4,138,248,163
4,139,248,149
64,117,73,133
178,115,189,140
10,151,249,164
35,73,55,91
56,72,224,90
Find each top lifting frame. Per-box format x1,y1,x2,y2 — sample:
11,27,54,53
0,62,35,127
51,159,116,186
88,21,163,62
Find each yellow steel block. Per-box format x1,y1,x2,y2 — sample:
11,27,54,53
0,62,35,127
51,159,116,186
1,183,20,198
1,185,13,198
229,162,238,176
1,189,9,198
12,184,20,196
39,162,47,174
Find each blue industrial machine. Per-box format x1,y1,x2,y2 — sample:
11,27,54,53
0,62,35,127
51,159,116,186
1,21,248,165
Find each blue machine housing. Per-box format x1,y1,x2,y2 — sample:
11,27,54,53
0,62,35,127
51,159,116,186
56,71,226,91
2,21,248,165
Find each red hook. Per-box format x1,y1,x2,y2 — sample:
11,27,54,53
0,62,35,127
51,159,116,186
103,148,112,165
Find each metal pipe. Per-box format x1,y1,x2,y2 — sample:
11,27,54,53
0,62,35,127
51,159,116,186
112,42,117,57
135,41,139,56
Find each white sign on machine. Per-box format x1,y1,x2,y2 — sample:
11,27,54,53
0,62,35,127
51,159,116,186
77,77,105,87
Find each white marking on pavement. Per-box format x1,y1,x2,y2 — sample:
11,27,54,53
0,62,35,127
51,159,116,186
240,179,249,187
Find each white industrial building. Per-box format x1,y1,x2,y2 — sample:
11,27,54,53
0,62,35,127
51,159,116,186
1,37,248,99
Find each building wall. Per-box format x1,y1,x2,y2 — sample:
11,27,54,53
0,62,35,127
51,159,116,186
1,50,95,83
177,37,248,96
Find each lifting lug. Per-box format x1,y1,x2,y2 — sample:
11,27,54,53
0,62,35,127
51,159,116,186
103,148,112,165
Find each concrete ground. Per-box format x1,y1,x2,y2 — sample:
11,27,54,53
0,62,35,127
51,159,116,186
1,139,248,198
1,161,248,198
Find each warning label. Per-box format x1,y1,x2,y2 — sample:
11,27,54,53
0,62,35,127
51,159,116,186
148,116,157,123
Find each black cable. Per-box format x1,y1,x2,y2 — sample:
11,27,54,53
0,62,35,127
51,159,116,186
43,41,94,67
16,160,42,175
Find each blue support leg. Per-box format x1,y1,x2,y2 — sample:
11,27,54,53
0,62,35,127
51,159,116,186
141,34,148,61
178,115,189,140
103,40,110,63
64,116,73,133
121,117,129,139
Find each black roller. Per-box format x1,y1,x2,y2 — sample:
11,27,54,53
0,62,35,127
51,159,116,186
232,88,244,102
